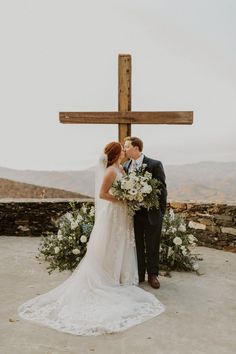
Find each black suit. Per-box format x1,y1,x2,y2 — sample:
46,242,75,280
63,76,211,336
123,155,167,280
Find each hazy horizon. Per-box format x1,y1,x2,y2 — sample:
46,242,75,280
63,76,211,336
1,160,236,173
1,0,235,171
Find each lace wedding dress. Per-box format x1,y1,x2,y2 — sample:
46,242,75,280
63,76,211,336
18,166,165,335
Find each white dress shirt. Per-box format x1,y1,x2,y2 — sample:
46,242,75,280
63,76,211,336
129,153,144,171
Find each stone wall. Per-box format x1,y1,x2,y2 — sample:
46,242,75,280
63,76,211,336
0,199,92,237
170,202,236,251
0,199,235,251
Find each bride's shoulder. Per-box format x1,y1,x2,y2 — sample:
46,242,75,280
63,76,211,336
107,165,125,176
105,166,117,174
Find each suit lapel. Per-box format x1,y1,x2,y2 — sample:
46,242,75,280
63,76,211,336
142,155,149,171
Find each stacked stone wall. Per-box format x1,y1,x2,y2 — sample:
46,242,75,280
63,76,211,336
170,202,236,251
0,199,235,251
0,199,92,236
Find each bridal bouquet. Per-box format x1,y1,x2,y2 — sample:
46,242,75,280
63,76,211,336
110,164,161,215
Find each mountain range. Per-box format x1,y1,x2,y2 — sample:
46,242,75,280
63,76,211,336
0,162,236,203
0,178,88,199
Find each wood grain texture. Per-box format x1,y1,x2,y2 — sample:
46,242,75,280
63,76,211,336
60,111,193,124
118,54,132,142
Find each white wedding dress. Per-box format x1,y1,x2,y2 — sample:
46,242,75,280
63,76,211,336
18,166,165,335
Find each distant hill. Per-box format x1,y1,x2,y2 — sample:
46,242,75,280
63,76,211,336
165,161,236,203
0,162,236,203
0,178,89,199
0,166,94,198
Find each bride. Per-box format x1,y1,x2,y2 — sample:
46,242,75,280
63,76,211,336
18,142,165,336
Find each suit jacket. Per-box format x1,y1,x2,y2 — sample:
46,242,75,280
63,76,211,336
123,155,167,224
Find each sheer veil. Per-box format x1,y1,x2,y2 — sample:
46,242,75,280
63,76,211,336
94,153,108,221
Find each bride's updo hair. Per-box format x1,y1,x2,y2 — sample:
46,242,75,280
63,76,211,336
104,142,122,168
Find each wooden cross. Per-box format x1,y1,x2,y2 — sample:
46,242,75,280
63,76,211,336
59,54,193,143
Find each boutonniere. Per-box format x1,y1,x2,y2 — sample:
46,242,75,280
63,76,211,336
139,163,148,172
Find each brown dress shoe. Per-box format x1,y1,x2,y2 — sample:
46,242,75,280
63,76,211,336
148,275,160,289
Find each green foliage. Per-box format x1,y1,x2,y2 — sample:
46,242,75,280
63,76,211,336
36,202,94,274
160,209,200,272
37,203,200,274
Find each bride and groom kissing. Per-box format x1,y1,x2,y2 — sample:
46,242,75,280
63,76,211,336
18,136,167,336
100,136,167,289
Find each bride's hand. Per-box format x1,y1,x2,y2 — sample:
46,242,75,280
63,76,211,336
112,197,124,205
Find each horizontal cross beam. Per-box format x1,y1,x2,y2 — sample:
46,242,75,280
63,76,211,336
60,111,193,125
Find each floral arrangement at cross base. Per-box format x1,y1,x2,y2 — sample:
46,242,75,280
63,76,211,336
160,209,200,273
36,202,95,274
37,203,201,275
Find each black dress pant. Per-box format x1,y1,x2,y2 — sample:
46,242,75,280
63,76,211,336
134,209,163,280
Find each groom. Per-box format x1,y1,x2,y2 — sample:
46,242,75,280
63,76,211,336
123,137,167,289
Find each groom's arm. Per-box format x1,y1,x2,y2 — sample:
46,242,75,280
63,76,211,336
152,161,167,215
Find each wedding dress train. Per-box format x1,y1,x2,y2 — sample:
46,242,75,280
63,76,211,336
18,167,165,335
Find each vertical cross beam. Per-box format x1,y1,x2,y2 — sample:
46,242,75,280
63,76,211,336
118,54,132,143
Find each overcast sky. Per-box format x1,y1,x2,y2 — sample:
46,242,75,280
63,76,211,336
0,0,235,170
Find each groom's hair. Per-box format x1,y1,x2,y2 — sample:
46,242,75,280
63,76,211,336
124,137,143,152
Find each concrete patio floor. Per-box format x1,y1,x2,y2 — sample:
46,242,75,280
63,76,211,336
0,236,235,354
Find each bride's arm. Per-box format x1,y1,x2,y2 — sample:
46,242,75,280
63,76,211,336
99,168,119,202
119,164,126,175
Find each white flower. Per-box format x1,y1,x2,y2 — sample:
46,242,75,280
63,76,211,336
57,230,63,240
65,212,73,222
71,221,78,230
173,237,182,246
170,226,177,233
80,235,87,243
54,246,60,254
169,209,175,221
72,248,80,255
193,263,199,270
188,234,196,244
141,185,152,194
121,180,134,190
89,206,95,217
167,247,174,258
81,204,87,213
76,214,83,223
180,245,187,256
129,188,137,196
178,224,186,232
